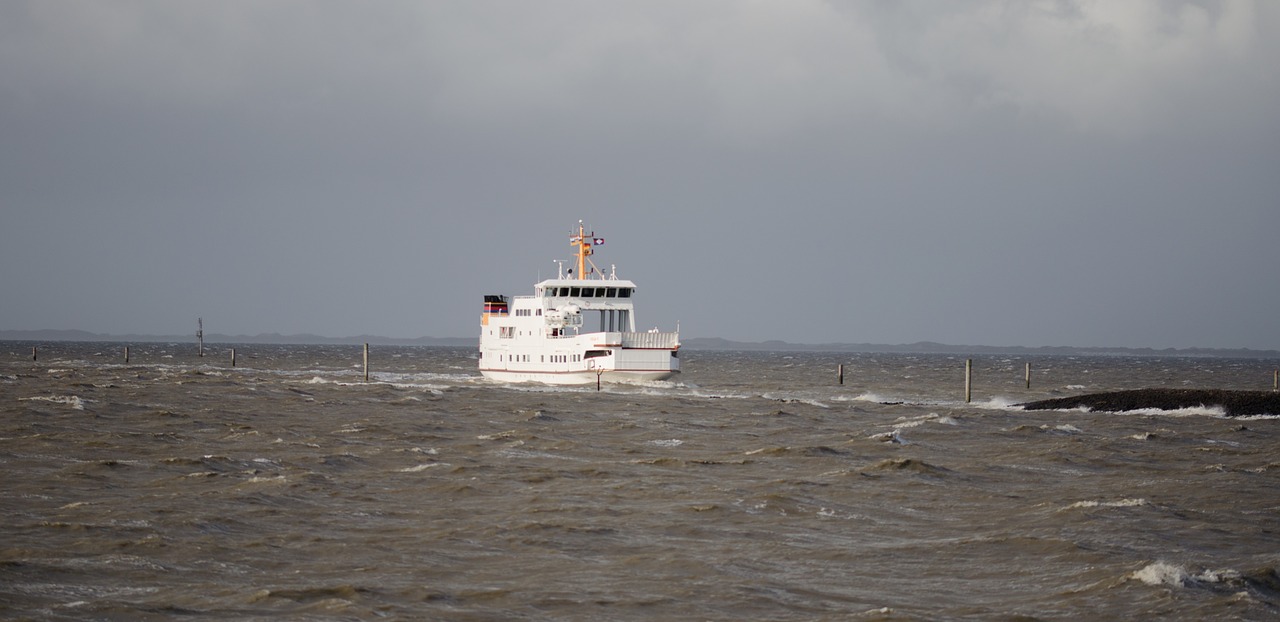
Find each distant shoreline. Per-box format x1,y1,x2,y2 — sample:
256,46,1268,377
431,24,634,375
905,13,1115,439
2,330,1277,359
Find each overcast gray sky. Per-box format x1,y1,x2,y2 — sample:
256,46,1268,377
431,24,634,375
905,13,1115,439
2,1,1277,349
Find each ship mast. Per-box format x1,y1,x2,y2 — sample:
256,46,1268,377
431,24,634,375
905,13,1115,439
570,220,598,280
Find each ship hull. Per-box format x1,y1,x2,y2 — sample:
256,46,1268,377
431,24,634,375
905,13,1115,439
479,368,679,385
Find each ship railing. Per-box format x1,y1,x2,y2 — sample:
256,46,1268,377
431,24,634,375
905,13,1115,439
618,332,680,349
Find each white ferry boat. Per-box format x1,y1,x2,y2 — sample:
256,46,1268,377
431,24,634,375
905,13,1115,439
478,222,680,385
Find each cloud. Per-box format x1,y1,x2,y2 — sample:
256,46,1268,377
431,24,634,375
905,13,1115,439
1,1,1277,347
4,1,1275,140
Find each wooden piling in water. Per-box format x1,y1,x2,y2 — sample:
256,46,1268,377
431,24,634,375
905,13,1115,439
231,349,236,367
32,346,37,362
363,343,370,382
965,359,972,403
1025,362,1031,389
125,346,129,364
1274,369,1278,392
838,364,844,385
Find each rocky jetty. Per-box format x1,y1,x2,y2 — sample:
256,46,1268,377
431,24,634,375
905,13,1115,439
1020,389,1280,417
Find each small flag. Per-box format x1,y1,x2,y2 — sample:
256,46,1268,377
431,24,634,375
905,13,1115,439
593,237,605,245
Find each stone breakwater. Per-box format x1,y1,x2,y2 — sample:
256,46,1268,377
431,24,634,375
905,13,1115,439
1020,389,1280,417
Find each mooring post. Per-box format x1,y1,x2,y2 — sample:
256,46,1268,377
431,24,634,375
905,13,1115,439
32,346,37,362
965,359,972,403
1274,369,1278,392
231,349,236,368
363,343,370,382
125,346,130,364
597,369,603,391
838,363,844,385
1025,362,1031,389
197,317,204,357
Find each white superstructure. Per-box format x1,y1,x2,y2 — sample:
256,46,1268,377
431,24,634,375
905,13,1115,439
478,222,680,385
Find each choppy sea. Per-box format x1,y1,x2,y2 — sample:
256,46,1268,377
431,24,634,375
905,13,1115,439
3,341,1279,620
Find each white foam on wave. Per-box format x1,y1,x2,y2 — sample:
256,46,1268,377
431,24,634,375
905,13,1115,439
760,393,830,409
1130,561,1243,587
892,413,959,428
246,474,286,485
1044,423,1083,434
1131,561,1189,586
19,395,89,410
835,392,888,403
868,430,905,444
686,388,751,400
1121,405,1229,418
398,463,448,472
648,439,683,448
971,396,1022,410
1238,413,1280,420
1064,498,1147,510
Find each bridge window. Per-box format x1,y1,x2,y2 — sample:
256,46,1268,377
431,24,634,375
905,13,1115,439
584,350,611,359
618,288,632,298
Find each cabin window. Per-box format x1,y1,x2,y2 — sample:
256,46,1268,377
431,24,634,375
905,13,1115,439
582,288,595,298
605,287,617,297
619,288,632,298
584,350,611,359
569,287,580,297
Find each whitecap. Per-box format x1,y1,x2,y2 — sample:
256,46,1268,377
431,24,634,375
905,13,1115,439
761,393,830,408
246,475,286,484
19,395,88,410
1131,561,1189,586
838,392,888,403
1116,405,1228,418
1065,498,1147,510
649,439,683,447
1130,561,1243,588
1049,424,1083,434
968,396,1022,410
398,463,446,472
869,430,905,444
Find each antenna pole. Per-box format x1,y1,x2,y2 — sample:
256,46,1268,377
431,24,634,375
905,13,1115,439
574,221,590,280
